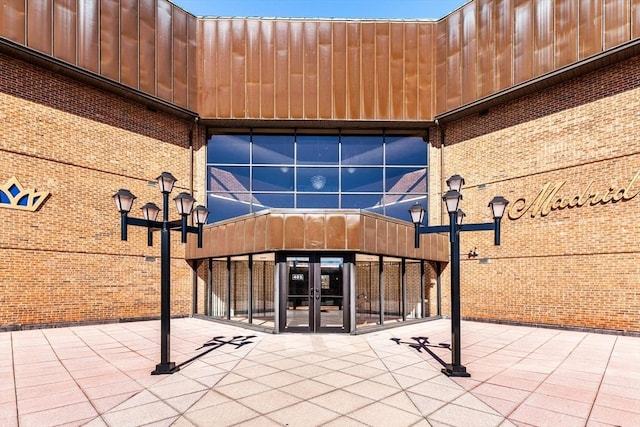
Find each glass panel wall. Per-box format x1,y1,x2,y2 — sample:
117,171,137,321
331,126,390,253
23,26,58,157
207,133,428,222
383,258,402,323
355,255,381,328
230,256,249,323
211,259,228,318
406,260,423,319
252,255,275,328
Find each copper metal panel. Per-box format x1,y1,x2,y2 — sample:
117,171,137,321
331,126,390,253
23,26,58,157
232,221,244,254
216,19,232,118
375,218,387,254
579,0,603,59
172,7,188,108
494,0,513,91
27,0,52,54
289,21,304,118
1,0,26,43
403,23,418,120
555,0,578,67
246,19,261,118
461,3,478,105
267,214,284,249
77,0,98,72
435,21,448,114
386,222,398,256
477,0,495,97
284,215,304,249
138,0,155,95
318,21,333,119
53,0,76,64
446,10,462,111
304,214,325,249
243,217,255,253
272,20,286,118
375,22,390,119
513,0,533,84
362,215,377,253
346,22,361,119
120,0,139,88
604,0,630,49
390,23,404,119
332,22,347,119
303,21,318,118
633,0,640,39
187,15,198,111
99,0,119,80
397,224,409,258
417,23,434,121
254,213,267,252
533,0,554,76
198,19,216,118
231,19,247,117
156,0,173,101
326,214,346,248
361,22,376,119
346,214,361,250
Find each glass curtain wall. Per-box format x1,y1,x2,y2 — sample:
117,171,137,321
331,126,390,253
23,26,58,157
207,254,275,327
206,133,428,223
355,255,431,330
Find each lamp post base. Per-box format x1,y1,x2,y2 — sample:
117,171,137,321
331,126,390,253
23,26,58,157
151,362,179,375
441,364,471,378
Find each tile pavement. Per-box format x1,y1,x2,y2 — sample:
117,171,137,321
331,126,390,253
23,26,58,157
1,318,638,426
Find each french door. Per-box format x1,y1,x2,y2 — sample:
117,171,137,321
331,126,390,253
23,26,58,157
280,254,350,333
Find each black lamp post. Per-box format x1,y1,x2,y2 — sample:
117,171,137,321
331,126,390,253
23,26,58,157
409,175,508,377
113,172,208,375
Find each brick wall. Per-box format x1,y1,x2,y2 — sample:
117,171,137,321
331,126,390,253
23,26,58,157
0,53,206,329
437,54,640,333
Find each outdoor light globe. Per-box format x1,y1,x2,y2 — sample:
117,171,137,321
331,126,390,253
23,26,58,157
408,203,425,225
446,175,465,192
174,192,196,216
113,189,136,213
489,196,509,219
157,172,177,194
456,209,466,226
442,190,462,214
193,205,209,225
141,202,160,221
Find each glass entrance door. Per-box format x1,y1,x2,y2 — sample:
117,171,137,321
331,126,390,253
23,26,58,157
283,255,347,332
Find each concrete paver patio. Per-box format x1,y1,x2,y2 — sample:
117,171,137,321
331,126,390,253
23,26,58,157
1,318,638,426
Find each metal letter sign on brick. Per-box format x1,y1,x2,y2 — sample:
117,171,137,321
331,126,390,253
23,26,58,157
0,176,50,212
508,170,640,220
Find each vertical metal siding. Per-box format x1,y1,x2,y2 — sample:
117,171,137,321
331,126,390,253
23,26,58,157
99,0,119,80
346,22,361,119
435,20,448,114
513,0,534,84
303,21,318,118
0,0,26,44
246,19,261,118
361,22,376,119
27,0,53,54
231,19,247,118
156,0,172,101
633,0,640,38
53,0,76,64
120,0,138,88
187,14,197,111
461,3,478,105
446,11,462,111
172,7,187,107
604,0,631,48
494,0,514,92
138,0,155,95
332,21,347,119
404,22,418,120
390,22,405,119
554,0,578,67
477,0,495,98
77,0,98,72
579,0,603,58
375,22,390,120
318,20,333,119
534,0,554,75
417,23,434,120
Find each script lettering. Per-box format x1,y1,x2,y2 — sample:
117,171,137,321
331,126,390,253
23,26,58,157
508,170,640,220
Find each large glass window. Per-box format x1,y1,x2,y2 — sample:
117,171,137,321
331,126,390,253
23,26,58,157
207,133,427,221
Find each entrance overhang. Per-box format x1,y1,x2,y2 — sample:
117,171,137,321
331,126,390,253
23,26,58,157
186,209,449,262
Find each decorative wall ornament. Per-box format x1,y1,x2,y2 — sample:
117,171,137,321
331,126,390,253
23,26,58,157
508,170,640,220
0,176,50,212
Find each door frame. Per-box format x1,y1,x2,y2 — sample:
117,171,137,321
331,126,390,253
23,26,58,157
277,252,353,333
